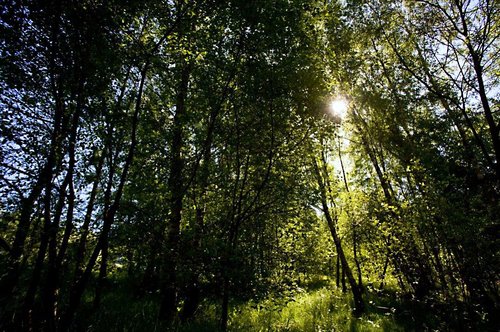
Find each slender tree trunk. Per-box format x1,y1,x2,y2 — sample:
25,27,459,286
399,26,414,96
379,252,390,290
336,254,340,288
338,140,363,291
43,83,83,329
0,1,66,313
219,275,230,332
60,211,113,331
353,231,362,290
73,149,105,279
59,62,147,331
72,64,131,282
456,2,500,179
41,165,57,331
20,160,72,328
393,23,498,177
356,121,422,291
179,204,203,322
93,235,109,309
0,101,65,313
471,56,500,178
91,126,116,311
179,47,241,321
342,263,347,293
431,245,448,296
21,212,50,330
313,158,365,315
159,62,191,322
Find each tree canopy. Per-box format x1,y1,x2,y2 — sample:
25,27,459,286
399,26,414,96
1,0,498,331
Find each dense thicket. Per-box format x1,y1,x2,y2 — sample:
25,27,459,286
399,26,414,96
1,0,498,331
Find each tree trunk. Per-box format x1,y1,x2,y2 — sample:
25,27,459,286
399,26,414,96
44,85,83,330
342,263,347,293
93,235,109,309
356,119,434,297
313,158,365,315
73,149,105,279
179,52,239,321
20,213,50,330
219,275,230,332
379,252,390,290
336,254,340,288
59,62,147,331
0,101,65,314
338,140,363,291
456,3,500,180
353,230,363,291
159,61,191,322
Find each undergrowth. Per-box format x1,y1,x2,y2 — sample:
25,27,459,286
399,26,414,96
78,280,497,331
229,287,403,331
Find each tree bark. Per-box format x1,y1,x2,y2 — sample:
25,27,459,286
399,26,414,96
456,2,500,179
93,235,109,309
313,158,365,315
0,92,65,310
338,139,363,291
159,61,191,322
336,254,340,288
219,275,230,332
58,62,148,331
355,116,434,298
180,39,243,321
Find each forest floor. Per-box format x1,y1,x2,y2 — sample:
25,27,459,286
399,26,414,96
79,279,496,332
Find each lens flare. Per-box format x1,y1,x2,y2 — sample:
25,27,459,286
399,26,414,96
329,99,349,119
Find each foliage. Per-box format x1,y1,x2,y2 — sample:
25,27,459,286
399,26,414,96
0,0,498,331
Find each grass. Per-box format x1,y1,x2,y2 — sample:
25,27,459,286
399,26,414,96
78,290,164,332
78,279,497,331
229,286,403,332
81,283,405,331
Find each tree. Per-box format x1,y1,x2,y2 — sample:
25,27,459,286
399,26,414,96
310,130,365,315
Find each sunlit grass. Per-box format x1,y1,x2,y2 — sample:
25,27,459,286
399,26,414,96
230,286,403,332
81,277,494,331
81,284,405,331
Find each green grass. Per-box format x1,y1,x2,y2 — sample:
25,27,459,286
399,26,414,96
79,290,164,332
229,286,403,332
78,280,497,331
81,284,404,332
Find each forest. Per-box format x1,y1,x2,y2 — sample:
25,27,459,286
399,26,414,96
0,0,498,331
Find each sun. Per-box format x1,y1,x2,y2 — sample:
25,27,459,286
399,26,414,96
329,98,349,119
